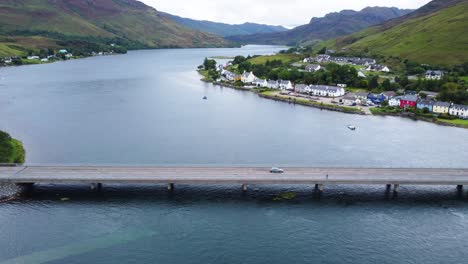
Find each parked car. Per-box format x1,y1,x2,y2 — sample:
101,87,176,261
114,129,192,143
270,167,284,174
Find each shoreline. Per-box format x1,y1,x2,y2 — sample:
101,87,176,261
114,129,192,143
202,76,468,129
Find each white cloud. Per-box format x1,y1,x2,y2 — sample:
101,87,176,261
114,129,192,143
141,0,432,27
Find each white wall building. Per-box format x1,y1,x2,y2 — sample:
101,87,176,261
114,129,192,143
449,104,468,118
389,96,402,107
308,85,345,97
241,71,256,83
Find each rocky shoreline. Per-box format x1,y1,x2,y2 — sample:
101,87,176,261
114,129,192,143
0,183,21,202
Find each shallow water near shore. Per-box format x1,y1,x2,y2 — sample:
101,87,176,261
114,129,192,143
1,45,468,263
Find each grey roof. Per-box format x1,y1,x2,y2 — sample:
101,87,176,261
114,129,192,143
425,70,443,76
295,84,308,89
309,85,342,93
417,99,435,106
434,101,451,107
355,92,370,97
419,90,439,96
343,93,357,100
401,95,418,102
450,104,468,111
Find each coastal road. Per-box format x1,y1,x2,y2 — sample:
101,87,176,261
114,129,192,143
1,166,468,186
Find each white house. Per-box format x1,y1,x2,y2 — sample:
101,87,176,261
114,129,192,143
337,84,347,88
241,71,257,83
314,55,330,63
305,64,321,72
253,79,268,87
308,85,345,97
267,80,279,89
65,53,73,58
27,55,40,60
425,70,444,80
4,58,12,64
449,104,468,118
279,80,293,90
40,58,49,62
389,96,402,107
367,64,390,72
295,84,309,94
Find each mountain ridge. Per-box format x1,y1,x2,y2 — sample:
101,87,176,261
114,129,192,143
226,7,413,45
161,13,287,37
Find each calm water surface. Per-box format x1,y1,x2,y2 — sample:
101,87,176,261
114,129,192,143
0,46,467,263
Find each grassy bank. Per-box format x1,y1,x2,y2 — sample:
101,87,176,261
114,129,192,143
260,91,365,114
0,131,25,164
371,107,468,129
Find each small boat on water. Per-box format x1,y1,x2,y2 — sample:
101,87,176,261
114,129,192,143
203,96,208,100
347,125,357,131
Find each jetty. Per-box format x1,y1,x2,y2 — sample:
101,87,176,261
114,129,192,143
1,166,468,192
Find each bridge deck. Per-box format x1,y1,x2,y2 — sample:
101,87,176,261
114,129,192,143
1,166,468,185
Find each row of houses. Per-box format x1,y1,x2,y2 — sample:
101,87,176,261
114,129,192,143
388,95,468,118
304,55,390,73
295,84,346,97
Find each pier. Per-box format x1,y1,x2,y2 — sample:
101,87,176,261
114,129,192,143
1,166,468,192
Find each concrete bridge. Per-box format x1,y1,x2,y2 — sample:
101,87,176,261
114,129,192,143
1,166,468,192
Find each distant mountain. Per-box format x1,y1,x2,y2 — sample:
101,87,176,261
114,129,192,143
0,0,230,57
327,0,468,65
227,7,413,45
162,13,287,37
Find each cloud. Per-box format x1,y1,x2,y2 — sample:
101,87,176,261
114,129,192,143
141,0,432,26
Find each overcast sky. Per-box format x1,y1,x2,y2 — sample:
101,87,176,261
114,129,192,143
141,0,432,27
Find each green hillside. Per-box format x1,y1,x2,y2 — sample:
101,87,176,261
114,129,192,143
0,0,230,57
328,0,468,66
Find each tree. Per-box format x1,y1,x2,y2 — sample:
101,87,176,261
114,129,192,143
368,76,379,89
382,79,391,91
318,47,327,55
203,58,216,71
233,56,246,65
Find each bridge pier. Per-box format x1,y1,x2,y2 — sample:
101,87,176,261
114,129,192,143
90,183,102,191
386,184,392,192
457,185,463,191
317,184,324,192
242,184,248,192
393,184,400,193
168,183,175,191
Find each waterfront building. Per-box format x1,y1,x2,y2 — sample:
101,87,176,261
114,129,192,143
416,99,435,112
449,104,468,118
308,85,345,97
295,84,309,94
267,80,279,89
433,101,451,114
400,95,418,108
279,80,294,90
253,79,268,88
389,96,402,107
241,71,256,83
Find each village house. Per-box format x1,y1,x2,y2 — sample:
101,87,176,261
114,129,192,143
337,84,347,88
305,64,321,72
313,55,331,63
400,95,418,108
267,80,279,89
366,64,390,72
294,84,309,94
355,92,370,100
253,79,268,88
389,96,402,107
279,80,294,90
4,58,12,64
368,93,386,104
308,85,345,97
382,91,396,100
416,99,435,112
241,71,256,83
40,58,49,62
449,104,468,119
433,101,451,114
351,58,376,66
341,93,360,105
425,70,444,80
27,55,40,60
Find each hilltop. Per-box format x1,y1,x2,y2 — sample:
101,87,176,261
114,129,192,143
0,0,230,57
162,13,287,37
324,0,468,65
227,7,413,45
